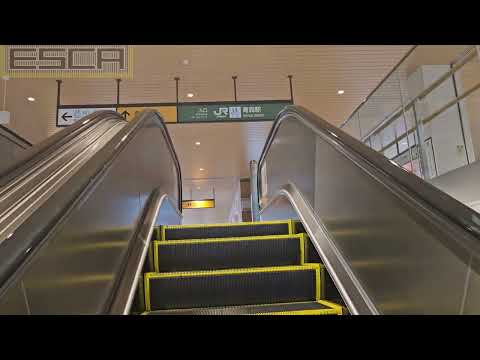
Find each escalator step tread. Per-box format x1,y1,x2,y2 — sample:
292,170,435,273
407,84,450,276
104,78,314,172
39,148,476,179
159,220,293,240
144,264,322,311
153,234,305,272
144,300,343,315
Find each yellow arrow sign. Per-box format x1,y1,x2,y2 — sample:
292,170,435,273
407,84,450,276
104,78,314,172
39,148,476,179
117,106,177,123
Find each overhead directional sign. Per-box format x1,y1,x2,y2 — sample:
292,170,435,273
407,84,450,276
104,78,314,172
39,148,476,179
57,107,115,127
177,101,291,123
56,100,291,127
116,106,177,123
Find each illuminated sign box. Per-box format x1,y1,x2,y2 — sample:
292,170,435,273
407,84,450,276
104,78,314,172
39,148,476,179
182,199,215,209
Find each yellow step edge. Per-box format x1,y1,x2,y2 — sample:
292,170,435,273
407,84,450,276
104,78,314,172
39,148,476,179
140,300,341,315
162,220,292,229
156,233,303,245
144,263,322,312
255,300,343,315
256,309,339,315
146,263,321,279
159,220,295,241
154,234,306,273
315,299,346,315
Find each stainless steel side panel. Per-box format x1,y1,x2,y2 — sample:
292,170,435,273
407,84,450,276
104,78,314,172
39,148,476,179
259,112,477,314
260,119,316,207
0,281,29,315
461,256,480,314
260,184,376,315
0,112,181,314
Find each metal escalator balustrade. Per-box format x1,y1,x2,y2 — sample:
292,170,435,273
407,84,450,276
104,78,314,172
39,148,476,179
256,105,480,314
0,116,125,247
0,110,182,314
0,110,125,185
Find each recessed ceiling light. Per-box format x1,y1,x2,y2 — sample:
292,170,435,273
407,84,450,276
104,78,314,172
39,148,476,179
199,168,204,171
187,93,194,98
337,90,345,95
195,141,201,146
27,97,35,102
183,59,189,65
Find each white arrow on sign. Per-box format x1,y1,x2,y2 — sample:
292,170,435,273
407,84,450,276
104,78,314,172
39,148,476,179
57,108,116,127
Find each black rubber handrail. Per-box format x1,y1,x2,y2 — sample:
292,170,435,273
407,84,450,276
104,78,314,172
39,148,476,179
0,111,122,186
0,124,32,147
142,110,183,212
258,105,480,254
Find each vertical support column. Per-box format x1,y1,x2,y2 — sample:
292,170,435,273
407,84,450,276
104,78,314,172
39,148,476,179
412,99,429,180
174,76,180,123
249,160,260,222
232,75,238,101
397,72,415,173
450,63,470,164
288,75,294,103
2,76,8,111
55,79,62,125
393,122,400,155
356,112,362,142
116,78,121,110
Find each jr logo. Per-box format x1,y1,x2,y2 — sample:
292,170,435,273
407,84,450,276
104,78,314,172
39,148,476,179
213,107,229,117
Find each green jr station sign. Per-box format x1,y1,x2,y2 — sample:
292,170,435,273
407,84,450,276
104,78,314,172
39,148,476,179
178,101,292,123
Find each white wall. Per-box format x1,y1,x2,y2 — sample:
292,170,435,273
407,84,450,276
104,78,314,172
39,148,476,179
181,177,242,224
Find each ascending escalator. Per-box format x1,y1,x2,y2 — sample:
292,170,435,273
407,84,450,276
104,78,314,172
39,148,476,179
1,104,480,315
136,220,345,315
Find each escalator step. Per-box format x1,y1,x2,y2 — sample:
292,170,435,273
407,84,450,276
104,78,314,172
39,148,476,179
153,234,305,272
144,300,343,315
160,220,293,241
144,264,322,311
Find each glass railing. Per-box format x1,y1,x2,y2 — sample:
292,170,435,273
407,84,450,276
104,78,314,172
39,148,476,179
341,46,480,187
